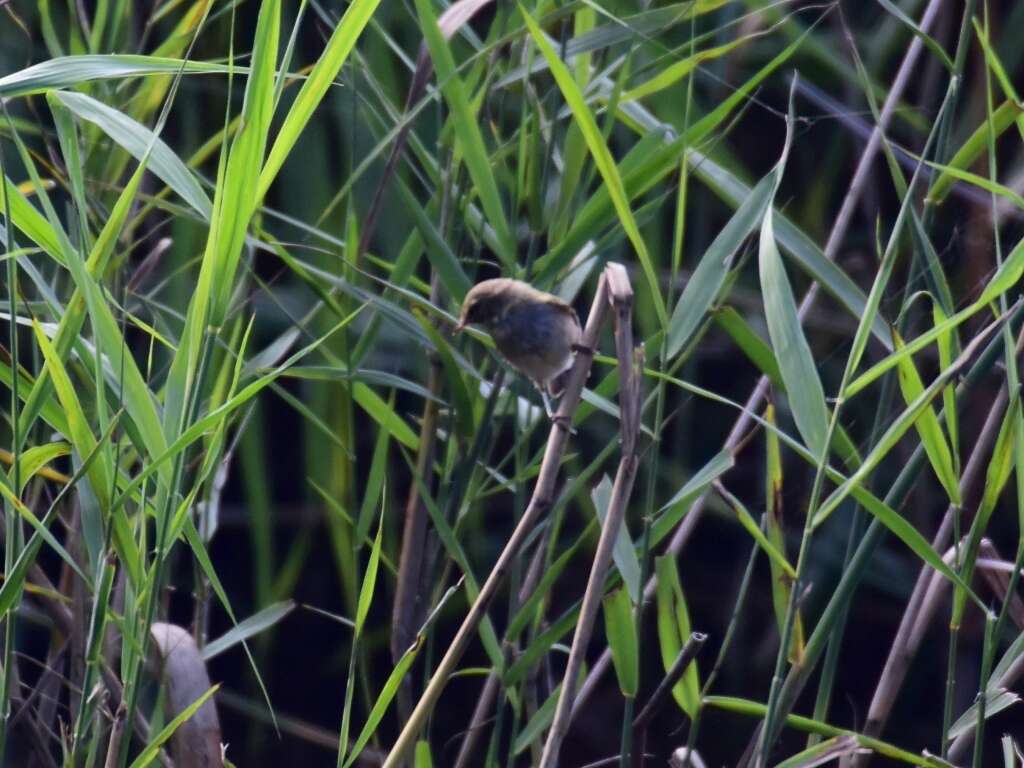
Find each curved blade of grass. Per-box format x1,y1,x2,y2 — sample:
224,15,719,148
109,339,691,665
258,0,382,199
652,448,734,547
926,99,1023,205
666,172,774,358
0,55,232,98
53,91,211,216
893,331,960,504
1,177,67,264
353,383,418,450
10,442,70,494
758,135,829,459
622,34,759,103
126,684,220,768
774,736,864,768
713,307,784,388
924,157,1024,209
948,689,1019,741
201,600,296,662
342,635,424,768
875,0,954,72
704,696,954,767
715,483,796,579
0,478,85,584
521,5,667,327
514,683,562,755
592,475,641,603
505,606,579,686
31,320,113,510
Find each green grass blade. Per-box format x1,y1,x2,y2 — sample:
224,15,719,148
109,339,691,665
893,332,960,504
666,172,774,358
759,171,829,457
342,635,424,768
602,587,639,698
654,555,699,717
126,685,220,768
592,475,641,603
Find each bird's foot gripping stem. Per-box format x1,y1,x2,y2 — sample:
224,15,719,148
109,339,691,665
571,343,595,356
541,389,576,434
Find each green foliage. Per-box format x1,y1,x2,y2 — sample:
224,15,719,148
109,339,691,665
1,1,1023,765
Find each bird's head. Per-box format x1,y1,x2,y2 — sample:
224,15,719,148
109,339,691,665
454,279,519,333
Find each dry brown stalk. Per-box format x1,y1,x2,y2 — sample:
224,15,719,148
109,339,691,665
852,374,1016,767
149,623,223,768
391,276,444,718
382,264,620,767
453,528,551,768
976,541,1024,630
538,264,640,768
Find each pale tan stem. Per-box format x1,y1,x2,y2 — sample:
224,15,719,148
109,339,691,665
538,265,640,768
382,266,618,768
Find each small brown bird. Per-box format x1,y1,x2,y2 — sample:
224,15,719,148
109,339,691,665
455,278,584,419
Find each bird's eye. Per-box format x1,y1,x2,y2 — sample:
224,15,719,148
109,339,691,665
469,301,489,323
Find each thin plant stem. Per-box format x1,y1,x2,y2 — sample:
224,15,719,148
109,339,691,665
539,266,641,768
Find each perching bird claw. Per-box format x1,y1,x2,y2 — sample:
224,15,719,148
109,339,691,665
571,343,594,356
540,387,576,434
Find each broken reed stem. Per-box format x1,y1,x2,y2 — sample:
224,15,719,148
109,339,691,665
569,0,939,718
538,264,639,768
382,266,618,768
631,632,708,768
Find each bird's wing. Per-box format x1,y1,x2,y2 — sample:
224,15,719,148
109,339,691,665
542,294,580,327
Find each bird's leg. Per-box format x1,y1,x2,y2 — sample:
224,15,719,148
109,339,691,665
538,384,575,434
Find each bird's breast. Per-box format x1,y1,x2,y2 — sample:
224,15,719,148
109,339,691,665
491,303,580,383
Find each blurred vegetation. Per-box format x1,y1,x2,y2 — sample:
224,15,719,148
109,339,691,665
1,0,1024,766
